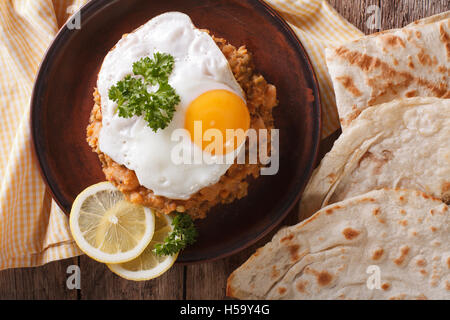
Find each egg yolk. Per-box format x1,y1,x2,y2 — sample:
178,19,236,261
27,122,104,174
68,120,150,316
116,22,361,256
184,89,250,155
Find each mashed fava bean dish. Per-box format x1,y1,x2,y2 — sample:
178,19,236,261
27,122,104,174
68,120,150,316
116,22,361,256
86,13,278,220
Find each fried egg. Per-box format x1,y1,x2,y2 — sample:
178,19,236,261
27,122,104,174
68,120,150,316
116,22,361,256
97,12,250,200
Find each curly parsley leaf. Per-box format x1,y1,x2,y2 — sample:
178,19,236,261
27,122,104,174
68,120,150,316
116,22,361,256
108,52,180,132
153,213,198,256
132,52,175,85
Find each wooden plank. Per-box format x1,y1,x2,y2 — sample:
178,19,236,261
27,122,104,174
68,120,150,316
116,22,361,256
78,255,184,299
329,0,449,35
379,0,449,29
328,0,381,34
0,258,78,300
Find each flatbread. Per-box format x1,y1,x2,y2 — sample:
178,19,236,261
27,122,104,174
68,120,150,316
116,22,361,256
325,12,450,128
299,97,450,219
227,189,450,300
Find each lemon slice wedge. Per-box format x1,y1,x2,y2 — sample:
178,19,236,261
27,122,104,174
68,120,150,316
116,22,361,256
69,182,155,264
107,213,178,281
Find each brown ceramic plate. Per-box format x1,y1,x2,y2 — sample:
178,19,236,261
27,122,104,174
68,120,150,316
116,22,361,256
31,0,321,263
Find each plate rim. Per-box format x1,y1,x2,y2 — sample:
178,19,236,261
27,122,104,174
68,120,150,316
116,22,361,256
30,0,322,263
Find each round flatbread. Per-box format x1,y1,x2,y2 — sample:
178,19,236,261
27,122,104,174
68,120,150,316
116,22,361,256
227,189,450,300
299,97,450,219
325,13,450,127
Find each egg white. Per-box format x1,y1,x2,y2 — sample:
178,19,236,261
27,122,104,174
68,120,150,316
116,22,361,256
97,12,246,200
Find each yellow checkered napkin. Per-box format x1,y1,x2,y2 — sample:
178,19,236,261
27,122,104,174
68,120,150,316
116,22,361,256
0,0,362,270
0,0,87,270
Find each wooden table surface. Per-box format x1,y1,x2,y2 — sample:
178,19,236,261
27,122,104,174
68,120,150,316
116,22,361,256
1,0,448,300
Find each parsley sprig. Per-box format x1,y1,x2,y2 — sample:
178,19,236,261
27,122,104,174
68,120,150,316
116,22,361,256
153,213,198,256
108,52,180,132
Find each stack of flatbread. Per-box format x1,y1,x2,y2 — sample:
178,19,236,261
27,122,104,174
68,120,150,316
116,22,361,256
227,12,450,300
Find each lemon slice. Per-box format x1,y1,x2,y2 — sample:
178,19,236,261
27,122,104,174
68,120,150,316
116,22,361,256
107,213,178,281
69,182,155,264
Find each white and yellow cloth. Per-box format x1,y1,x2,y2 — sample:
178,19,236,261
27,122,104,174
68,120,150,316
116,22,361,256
0,0,362,270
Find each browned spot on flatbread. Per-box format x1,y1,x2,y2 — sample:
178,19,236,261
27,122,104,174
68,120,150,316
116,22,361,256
394,246,410,266
372,248,384,260
288,244,300,261
399,220,408,226
373,208,380,216
408,57,415,69
405,90,417,97
419,191,430,200
277,287,286,295
400,209,406,215
417,78,450,98
305,268,333,286
390,294,407,300
381,34,406,48
334,47,379,72
296,280,308,293
381,283,390,291
447,257,450,269
271,266,279,279
442,182,450,194
437,65,449,74
430,226,438,232
415,31,422,39
327,172,336,183
420,269,427,275
280,234,294,243
416,294,428,300
417,49,434,66
336,76,363,97
439,23,450,60
416,259,427,267
446,281,450,291
404,28,413,40
358,151,393,175
325,204,342,215
343,109,362,126
342,228,360,240
317,271,333,286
